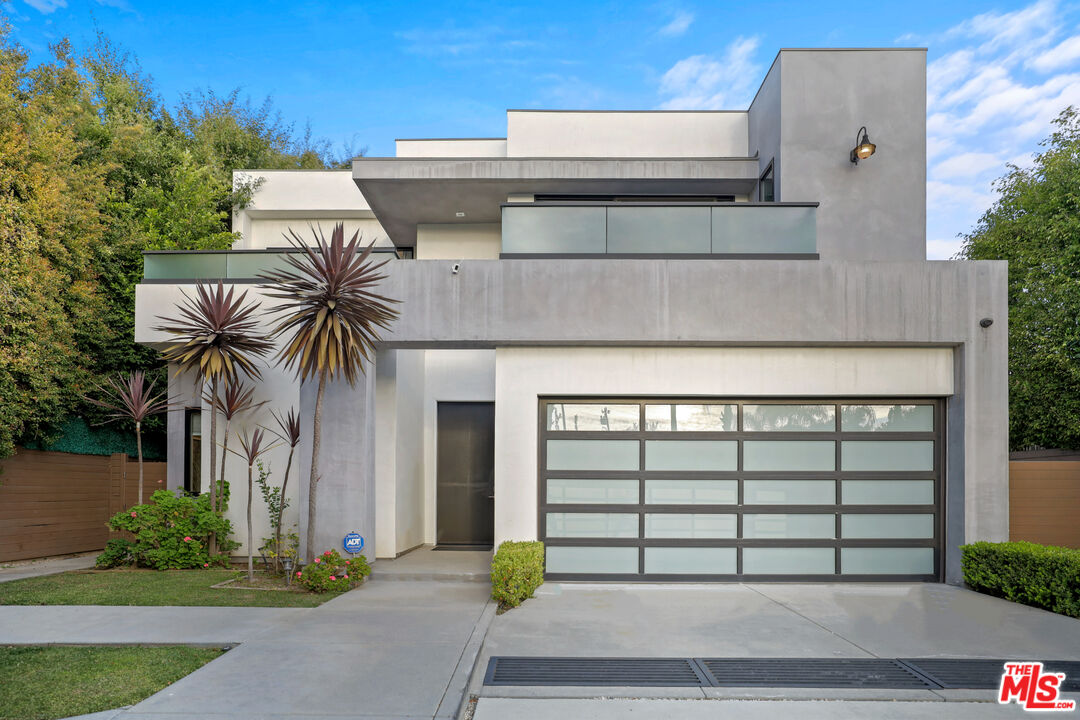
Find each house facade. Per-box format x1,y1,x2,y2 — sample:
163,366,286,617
134,48,1007,584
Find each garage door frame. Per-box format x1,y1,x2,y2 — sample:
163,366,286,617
538,397,945,582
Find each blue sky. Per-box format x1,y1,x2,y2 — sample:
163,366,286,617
6,0,1080,259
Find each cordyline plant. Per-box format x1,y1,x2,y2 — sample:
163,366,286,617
267,406,301,570
155,282,273,553
228,427,276,582
206,380,265,514
85,371,170,505
259,223,399,561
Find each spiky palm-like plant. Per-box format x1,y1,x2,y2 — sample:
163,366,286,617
155,282,272,552
259,223,399,560
267,406,301,570
85,371,170,505
206,380,265,513
229,427,275,582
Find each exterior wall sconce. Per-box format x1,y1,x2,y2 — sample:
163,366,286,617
850,126,877,165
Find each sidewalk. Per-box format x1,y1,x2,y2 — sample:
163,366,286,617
0,553,97,583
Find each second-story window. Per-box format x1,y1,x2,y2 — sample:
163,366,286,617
759,162,775,202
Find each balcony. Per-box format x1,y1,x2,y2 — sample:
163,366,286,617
142,247,403,283
500,202,818,258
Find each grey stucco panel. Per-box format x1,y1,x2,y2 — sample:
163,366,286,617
748,56,781,200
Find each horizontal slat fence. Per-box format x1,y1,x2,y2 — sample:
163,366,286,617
0,448,165,562
1009,460,1080,549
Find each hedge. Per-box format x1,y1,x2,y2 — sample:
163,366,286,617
961,541,1080,618
490,541,544,611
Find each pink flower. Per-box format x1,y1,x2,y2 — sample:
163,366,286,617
296,571,302,577
183,536,192,542
343,574,348,579
329,576,336,581
202,563,209,568
130,512,137,517
314,558,320,563
324,550,332,556
345,560,350,565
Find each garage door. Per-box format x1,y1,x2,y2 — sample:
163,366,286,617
539,399,942,581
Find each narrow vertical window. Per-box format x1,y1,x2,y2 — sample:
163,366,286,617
185,409,202,494
758,161,775,202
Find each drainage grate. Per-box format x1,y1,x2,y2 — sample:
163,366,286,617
484,657,707,686
902,659,1080,691
701,658,934,689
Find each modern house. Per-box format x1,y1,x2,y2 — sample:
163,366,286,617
134,48,1007,584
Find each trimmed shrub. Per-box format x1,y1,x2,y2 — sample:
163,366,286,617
105,490,237,570
95,538,135,568
961,541,1080,618
298,549,371,593
491,541,544,610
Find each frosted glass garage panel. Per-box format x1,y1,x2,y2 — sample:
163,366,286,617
546,513,638,538
841,405,934,432
744,480,835,505
711,205,816,254
546,440,639,471
842,480,934,505
645,441,737,471
743,514,835,539
743,405,836,432
546,404,639,432
547,479,639,504
502,206,607,254
546,546,638,574
842,514,934,539
645,479,737,505
842,548,934,575
607,206,711,254
645,404,737,431
743,441,835,471
743,547,834,575
841,441,934,472
645,547,736,574
644,514,736,538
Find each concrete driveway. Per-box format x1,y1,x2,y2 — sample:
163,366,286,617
469,582,1080,716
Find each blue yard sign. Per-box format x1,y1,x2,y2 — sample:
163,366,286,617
343,532,364,555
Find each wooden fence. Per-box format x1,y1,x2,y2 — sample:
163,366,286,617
0,448,166,562
1010,460,1080,549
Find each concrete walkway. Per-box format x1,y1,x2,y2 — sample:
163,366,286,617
0,552,97,583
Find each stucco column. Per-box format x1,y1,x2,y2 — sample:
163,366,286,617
298,367,377,560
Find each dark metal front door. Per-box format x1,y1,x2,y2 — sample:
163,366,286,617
437,402,495,547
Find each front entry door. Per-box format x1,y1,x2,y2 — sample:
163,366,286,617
436,402,495,547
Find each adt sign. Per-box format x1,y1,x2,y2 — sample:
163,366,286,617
343,532,364,555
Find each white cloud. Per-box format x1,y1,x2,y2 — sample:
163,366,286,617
658,10,694,38
657,36,761,110
924,0,1080,259
22,0,66,13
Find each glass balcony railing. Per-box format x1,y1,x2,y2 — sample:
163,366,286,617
142,247,403,282
500,203,818,257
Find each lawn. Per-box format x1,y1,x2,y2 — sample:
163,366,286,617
0,568,341,607
0,645,221,720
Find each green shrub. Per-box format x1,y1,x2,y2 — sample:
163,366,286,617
95,538,135,568
961,541,1080,618
297,549,370,593
105,490,237,570
491,541,544,610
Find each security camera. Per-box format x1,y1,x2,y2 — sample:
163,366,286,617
451,263,461,274
979,318,993,328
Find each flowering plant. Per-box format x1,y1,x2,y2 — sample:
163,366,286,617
297,549,371,593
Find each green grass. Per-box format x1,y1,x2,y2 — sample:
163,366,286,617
0,645,221,720
0,569,342,608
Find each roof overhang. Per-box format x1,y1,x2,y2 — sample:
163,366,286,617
352,157,760,247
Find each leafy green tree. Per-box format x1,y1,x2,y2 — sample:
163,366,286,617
960,106,1080,450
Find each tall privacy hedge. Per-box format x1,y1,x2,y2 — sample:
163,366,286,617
961,541,1080,618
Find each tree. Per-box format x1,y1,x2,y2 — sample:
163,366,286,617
229,427,274,582
259,224,399,560
960,106,1080,450
268,406,301,570
85,371,169,504
208,380,264,513
155,283,272,551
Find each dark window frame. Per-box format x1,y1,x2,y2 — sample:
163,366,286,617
758,160,775,202
184,408,201,495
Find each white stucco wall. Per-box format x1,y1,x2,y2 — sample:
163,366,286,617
506,111,749,158
245,218,390,250
493,346,955,545
416,224,501,259
396,139,507,157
